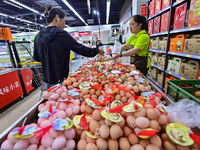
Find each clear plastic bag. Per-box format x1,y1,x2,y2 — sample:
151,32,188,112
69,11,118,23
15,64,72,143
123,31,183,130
164,99,200,128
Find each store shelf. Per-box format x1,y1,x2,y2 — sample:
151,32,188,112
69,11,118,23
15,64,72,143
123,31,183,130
148,6,170,21
150,49,166,54
168,51,200,60
151,63,164,72
170,26,200,34
150,31,168,37
163,88,167,92
146,75,162,89
165,69,189,80
172,0,186,7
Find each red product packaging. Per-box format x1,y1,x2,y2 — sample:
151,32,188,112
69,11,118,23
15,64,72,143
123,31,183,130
162,0,170,9
161,11,170,32
150,0,155,17
154,16,161,33
173,3,187,30
197,68,200,79
148,20,154,34
155,0,162,14
188,0,200,27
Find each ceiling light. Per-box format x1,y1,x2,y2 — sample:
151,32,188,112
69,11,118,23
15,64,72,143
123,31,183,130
106,0,111,24
0,13,7,17
87,0,91,14
93,10,97,14
3,0,23,9
0,22,37,31
62,0,88,26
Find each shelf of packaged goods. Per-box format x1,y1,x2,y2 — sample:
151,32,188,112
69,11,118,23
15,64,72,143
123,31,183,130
151,63,164,72
146,75,162,89
168,51,200,60
148,6,170,21
172,0,186,8
170,26,200,34
165,69,189,80
150,31,168,37
150,49,166,54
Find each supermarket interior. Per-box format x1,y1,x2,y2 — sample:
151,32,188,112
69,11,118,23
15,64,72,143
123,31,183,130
0,0,200,149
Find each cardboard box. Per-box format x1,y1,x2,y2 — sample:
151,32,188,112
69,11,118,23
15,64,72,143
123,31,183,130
152,38,159,49
196,68,200,79
151,53,158,65
150,0,155,17
157,72,164,85
162,0,170,9
183,35,200,55
148,19,154,35
188,0,200,27
161,11,170,32
159,37,167,50
151,68,158,80
173,3,187,29
154,16,161,33
155,0,162,14
170,34,188,52
179,60,199,79
167,57,182,74
157,54,165,68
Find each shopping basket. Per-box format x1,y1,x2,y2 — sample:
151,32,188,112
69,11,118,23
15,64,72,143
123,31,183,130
166,79,200,104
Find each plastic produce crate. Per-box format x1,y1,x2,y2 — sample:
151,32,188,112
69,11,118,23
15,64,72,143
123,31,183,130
167,79,200,104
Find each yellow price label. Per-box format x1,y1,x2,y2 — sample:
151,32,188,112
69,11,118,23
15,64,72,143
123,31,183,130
153,50,155,52
181,77,185,80
190,27,195,31
160,51,163,53
174,30,178,33
171,52,175,55
159,67,161,69
156,83,158,85
186,54,191,57
169,72,172,75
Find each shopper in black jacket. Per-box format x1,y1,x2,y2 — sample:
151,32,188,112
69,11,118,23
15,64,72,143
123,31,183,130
34,6,104,89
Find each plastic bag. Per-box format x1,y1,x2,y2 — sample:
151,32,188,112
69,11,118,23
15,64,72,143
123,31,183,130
164,99,200,128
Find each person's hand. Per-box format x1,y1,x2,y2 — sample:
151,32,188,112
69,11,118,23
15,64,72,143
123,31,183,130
110,53,120,60
98,48,105,56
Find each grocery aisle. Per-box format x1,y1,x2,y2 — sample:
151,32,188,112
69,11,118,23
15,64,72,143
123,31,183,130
0,57,84,135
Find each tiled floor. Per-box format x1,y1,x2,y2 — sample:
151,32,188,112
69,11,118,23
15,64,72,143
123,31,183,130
0,57,85,135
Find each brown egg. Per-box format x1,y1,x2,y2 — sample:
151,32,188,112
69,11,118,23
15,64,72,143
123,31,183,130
64,79,72,86
96,90,101,97
139,85,145,92
86,136,96,143
105,119,113,126
123,126,133,137
149,120,159,130
82,89,89,95
107,74,112,80
117,78,123,84
128,133,139,144
121,96,128,103
92,110,101,121
126,115,136,128
139,139,150,148
102,77,107,81
126,92,131,98
115,95,121,100
85,143,98,150
84,94,90,99
146,109,159,120
85,105,94,114
158,114,168,125
126,112,134,117
146,144,160,150
110,124,122,140
96,138,108,150
135,117,150,129
99,119,105,126
81,131,87,139
68,85,73,90
154,108,161,117
136,82,140,86
90,89,96,95
108,139,118,150
161,133,169,142
89,120,100,134
129,80,136,86
134,108,146,117
163,141,176,150
150,136,162,147
144,103,153,108
97,78,102,83
130,144,145,150
176,145,190,150
76,127,83,135
194,91,200,97
80,93,84,98
115,74,120,79
121,110,126,118
120,90,126,97
119,137,130,150
78,139,87,150
73,82,79,88
133,85,139,93
91,95,97,99
99,124,110,139
116,118,125,128
71,77,76,83
101,81,106,85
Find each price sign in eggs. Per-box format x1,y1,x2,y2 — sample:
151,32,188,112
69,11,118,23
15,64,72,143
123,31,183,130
12,126,37,138
111,70,121,75
79,81,92,89
52,118,73,130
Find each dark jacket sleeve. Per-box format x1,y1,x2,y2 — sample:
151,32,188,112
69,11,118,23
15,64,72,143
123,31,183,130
61,31,99,57
33,35,41,62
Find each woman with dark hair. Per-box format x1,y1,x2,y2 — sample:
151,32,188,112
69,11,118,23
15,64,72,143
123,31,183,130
33,6,104,89
111,15,150,75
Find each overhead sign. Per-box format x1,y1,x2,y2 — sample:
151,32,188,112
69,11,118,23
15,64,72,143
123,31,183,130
78,31,90,36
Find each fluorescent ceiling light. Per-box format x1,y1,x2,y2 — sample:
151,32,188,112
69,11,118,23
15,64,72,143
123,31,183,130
106,0,110,24
62,0,88,26
87,0,91,14
0,22,37,31
3,0,23,9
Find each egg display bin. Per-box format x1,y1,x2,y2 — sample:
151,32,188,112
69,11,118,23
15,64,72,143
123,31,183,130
167,79,200,104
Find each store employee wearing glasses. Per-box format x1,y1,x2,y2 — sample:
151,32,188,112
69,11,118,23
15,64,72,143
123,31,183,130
111,15,150,75
33,6,104,89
